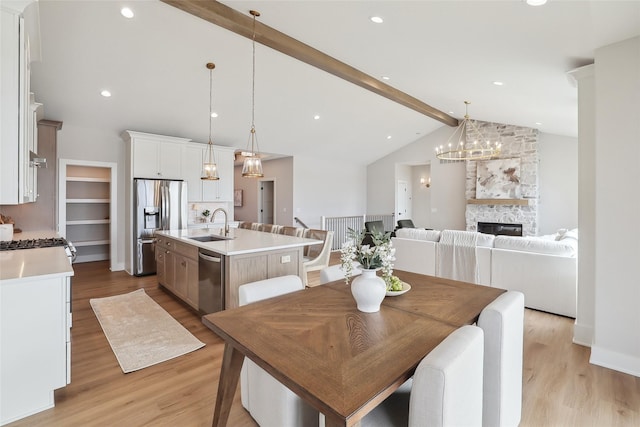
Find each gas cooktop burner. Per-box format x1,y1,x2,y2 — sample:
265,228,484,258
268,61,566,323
0,237,70,251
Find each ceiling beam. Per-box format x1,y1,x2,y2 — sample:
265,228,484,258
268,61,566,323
160,0,459,127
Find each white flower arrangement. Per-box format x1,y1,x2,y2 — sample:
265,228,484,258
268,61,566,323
340,228,396,284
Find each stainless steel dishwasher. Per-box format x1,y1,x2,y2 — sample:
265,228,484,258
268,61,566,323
198,249,225,314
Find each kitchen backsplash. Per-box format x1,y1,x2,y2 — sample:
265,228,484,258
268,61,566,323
188,201,233,224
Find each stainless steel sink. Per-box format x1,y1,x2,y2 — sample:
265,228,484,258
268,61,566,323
187,235,232,242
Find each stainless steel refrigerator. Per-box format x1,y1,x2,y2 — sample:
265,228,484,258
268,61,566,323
133,179,187,276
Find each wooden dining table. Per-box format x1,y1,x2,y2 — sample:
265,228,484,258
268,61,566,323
202,270,505,427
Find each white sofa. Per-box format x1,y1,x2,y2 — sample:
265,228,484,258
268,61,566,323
392,228,578,317
392,229,493,286
392,229,440,276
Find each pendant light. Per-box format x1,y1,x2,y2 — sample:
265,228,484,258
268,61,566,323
201,62,220,180
242,10,264,178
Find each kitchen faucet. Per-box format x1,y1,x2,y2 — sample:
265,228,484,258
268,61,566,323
211,208,229,235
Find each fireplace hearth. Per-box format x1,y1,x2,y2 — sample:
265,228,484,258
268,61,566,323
477,222,523,237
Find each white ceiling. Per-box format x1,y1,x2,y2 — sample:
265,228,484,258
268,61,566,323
31,1,640,165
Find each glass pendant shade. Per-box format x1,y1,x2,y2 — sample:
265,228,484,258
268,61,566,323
242,10,265,179
241,127,264,177
201,62,219,180
201,140,219,180
241,154,263,178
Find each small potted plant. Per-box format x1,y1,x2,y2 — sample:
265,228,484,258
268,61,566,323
201,209,211,222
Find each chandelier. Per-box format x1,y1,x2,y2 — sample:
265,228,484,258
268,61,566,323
242,10,264,178
201,62,219,180
435,101,501,161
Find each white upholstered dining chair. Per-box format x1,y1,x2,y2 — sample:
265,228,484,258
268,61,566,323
238,275,319,427
358,324,485,427
319,262,362,285
302,229,334,287
477,291,525,427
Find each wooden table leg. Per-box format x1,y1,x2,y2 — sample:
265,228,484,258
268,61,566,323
212,343,245,427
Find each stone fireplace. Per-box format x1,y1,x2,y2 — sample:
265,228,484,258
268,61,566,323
464,121,539,236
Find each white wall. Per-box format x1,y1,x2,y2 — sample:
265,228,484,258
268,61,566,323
591,36,640,376
411,164,432,228
368,125,473,232
538,133,578,234
293,155,367,230
234,156,294,225
570,64,596,348
367,126,466,230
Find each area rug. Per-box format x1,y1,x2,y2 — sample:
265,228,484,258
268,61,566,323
90,289,205,373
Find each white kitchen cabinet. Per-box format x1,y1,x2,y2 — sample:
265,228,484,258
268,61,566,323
124,131,188,180
182,144,205,201
0,4,41,204
1,274,72,425
183,142,235,202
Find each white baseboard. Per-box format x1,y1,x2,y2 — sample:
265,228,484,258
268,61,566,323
572,322,593,347
110,262,125,272
590,345,640,377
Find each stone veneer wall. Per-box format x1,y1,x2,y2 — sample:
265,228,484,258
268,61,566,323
464,121,539,236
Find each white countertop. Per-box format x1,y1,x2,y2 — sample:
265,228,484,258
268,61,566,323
0,230,74,283
10,230,62,240
155,227,322,256
187,220,240,229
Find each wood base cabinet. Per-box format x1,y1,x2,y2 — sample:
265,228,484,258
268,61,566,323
155,235,199,310
154,233,305,311
224,247,303,310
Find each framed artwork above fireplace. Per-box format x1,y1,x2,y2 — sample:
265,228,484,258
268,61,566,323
476,158,521,199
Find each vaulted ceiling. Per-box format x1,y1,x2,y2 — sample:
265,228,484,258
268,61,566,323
31,1,640,165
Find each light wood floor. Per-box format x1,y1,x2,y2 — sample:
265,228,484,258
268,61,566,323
8,255,640,427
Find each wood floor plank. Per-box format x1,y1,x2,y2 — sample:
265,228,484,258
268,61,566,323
6,255,640,426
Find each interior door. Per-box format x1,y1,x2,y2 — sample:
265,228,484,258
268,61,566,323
396,180,410,220
259,180,275,224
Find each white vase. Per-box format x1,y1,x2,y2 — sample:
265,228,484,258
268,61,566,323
350,268,387,313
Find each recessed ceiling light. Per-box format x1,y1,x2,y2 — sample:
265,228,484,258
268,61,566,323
493,81,504,86
381,76,390,81
370,16,383,24
120,7,134,18
313,115,320,120
100,90,111,97
448,111,455,114
211,112,218,118
526,0,547,6
535,122,542,126
387,135,392,140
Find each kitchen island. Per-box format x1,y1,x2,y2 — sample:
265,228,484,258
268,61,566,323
0,231,74,426
154,228,321,310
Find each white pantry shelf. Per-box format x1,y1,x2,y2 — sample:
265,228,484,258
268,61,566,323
66,219,110,225
66,177,110,183
73,239,110,247
60,161,116,265
66,198,110,204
